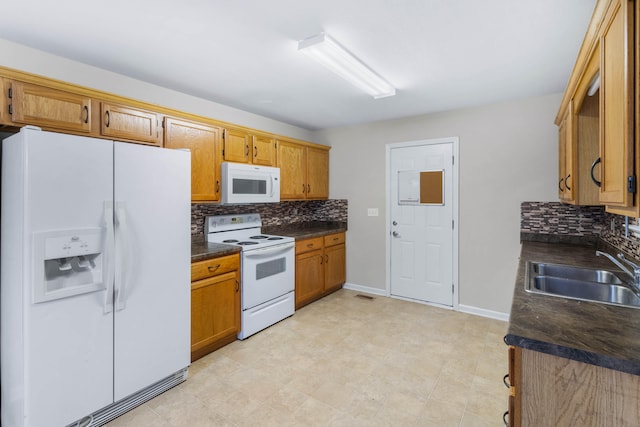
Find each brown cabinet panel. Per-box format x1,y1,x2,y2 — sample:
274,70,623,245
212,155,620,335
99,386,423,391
295,249,324,308
0,78,7,125
251,134,276,166
9,81,91,133
295,237,323,254
190,253,240,361
223,128,250,163
191,253,239,282
324,243,345,293
100,102,160,145
277,140,307,199
191,271,239,357
599,0,634,207
164,117,221,202
306,147,329,199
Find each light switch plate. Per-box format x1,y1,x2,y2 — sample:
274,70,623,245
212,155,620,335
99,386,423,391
367,208,379,217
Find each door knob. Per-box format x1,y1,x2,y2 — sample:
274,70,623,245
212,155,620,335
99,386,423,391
392,231,399,237
392,221,397,226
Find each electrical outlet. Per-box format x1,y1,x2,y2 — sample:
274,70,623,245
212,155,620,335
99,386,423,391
367,208,379,217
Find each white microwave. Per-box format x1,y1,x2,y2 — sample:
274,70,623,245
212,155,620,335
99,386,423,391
221,162,280,204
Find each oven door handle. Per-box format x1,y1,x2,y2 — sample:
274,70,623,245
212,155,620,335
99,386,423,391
243,243,294,258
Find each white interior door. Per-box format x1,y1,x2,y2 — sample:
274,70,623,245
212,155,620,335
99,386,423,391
113,142,191,401
389,140,455,306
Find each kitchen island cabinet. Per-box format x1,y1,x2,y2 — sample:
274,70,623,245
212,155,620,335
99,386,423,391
190,253,240,362
164,117,222,202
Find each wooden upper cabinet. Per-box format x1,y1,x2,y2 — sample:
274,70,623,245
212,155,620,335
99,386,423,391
8,81,91,133
558,103,575,202
100,102,160,145
222,128,250,163
251,134,276,166
0,78,7,125
164,117,222,202
277,139,307,199
599,0,634,208
306,147,329,199
277,139,330,200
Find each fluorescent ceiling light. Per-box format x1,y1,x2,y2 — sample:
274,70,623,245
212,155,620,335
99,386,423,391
298,32,396,99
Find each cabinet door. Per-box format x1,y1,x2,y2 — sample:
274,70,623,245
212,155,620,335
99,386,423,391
558,105,575,202
306,147,329,199
100,102,160,145
599,0,634,207
9,81,91,132
295,249,324,308
164,117,221,202
277,140,307,199
324,243,346,292
191,271,239,358
223,128,250,163
251,135,276,166
0,78,7,125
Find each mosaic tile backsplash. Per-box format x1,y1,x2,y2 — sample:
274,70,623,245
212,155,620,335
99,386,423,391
521,201,640,259
191,199,348,235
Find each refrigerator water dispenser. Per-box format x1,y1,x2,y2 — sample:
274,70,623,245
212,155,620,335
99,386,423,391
32,228,106,303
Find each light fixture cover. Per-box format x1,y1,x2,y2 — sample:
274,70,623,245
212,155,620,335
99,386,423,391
298,32,396,99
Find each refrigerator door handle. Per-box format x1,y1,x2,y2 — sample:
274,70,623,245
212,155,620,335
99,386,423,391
115,201,130,311
104,201,115,314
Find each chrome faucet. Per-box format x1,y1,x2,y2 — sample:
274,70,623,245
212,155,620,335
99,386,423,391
596,250,640,292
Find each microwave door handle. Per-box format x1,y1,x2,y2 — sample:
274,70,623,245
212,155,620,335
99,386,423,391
270,175,274,197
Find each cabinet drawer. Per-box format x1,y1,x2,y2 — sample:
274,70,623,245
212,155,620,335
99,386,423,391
191,253,239,282
296,237,324,254
324,233,345,247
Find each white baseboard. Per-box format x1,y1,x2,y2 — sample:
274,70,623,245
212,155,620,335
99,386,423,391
342,282,387,297
458,304,510,322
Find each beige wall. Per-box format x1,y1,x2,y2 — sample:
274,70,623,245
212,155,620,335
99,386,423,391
314,93,561,316
0,38,313,141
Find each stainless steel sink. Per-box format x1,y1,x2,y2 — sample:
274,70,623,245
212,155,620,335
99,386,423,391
525,261,640,308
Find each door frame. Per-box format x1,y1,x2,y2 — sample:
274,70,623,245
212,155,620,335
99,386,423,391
385,137,459,309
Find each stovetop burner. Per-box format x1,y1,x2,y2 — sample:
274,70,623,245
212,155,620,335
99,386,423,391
205,213,295,251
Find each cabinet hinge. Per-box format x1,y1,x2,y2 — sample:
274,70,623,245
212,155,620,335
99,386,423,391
7,87,12,99
8,104,12,115
628,176,637,194
222,129,226,141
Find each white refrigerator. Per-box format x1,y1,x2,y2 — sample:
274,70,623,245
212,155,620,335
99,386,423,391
1,127,191,427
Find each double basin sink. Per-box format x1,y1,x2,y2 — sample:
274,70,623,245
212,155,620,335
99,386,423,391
525,261,640,309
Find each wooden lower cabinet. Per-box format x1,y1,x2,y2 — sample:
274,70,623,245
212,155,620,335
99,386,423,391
190,253,240,362
508,346,640,426
295,232,346,309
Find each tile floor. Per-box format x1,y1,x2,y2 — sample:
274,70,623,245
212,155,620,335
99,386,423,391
107,289,509,426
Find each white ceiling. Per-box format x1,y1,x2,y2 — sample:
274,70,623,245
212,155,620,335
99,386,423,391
0,0,596,131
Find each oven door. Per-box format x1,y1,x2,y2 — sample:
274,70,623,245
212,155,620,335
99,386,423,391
241,242,294,309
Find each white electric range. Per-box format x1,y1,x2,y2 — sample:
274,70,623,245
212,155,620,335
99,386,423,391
205,214,295,339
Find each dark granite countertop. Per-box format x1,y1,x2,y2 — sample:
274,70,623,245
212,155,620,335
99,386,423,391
263,221,347,240
191,235,241,263
191,221,347,262
505,239,640,375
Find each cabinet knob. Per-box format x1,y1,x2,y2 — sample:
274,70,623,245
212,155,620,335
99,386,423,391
208,264,220,272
